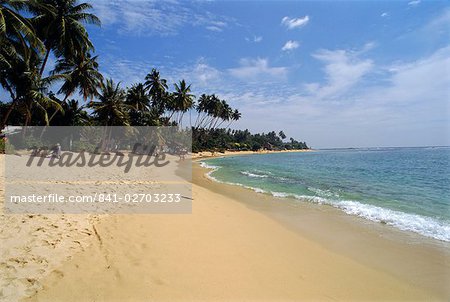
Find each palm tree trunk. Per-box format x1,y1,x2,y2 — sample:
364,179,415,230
198,113,210,129
225,120,234,129
22,110,31,138
216,120,226,129
208,116,217,130
107,127,113,151
194,112,201,128
168,110,176,122
39,94,67,139
179,112,185,128
100,125,108,152
189,110,192,128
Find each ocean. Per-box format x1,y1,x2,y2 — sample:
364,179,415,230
200,147,450,242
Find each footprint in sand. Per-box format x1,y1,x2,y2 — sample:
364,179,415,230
0,262,17,273
51,269,64,279
8,258,28,268
152,276,165,286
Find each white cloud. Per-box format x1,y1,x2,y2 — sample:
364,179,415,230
92,1,119,26
228,46,450,148
170,34,447,144
245,36,263,43
160,59,223,90
281,16,309,29
98,55,225,95
190,61,221,86
394,8,450,46
424,8,450,31
99,58,150,88
91,0,230,36
206,26,223,32
228,58,288,81
309,47,373,99
204,19,227,32
177,42,448,148
408,0,421,6
381,12,389,17
282,40,300,51
253,36,263,43
360,41,376,53
380,46,450,106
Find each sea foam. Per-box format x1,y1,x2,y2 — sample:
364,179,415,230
200,160,450,242
240,171,269,178
280,192,450,242
290,194,450,242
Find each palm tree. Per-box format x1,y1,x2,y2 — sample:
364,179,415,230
226,109,241,128
126,83,153,126
1,0,44,129
211,100,231,129
194,94,213,129
0,0,43,58
31,0,101,75
60,99,89,125
1,42,61,129
89,78,130,126
89,79,130,151
144,68,168,115
40,52,102,134
52,52,103,103
126,83,150,112
172,79,194,126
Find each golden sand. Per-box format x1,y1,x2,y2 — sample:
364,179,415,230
0,154,448,301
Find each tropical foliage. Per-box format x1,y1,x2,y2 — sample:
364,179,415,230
0,0,308,152
192,128,308,153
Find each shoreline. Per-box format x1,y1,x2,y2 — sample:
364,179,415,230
193,162,450,299
197,150,450,243
199,152,450,245
191,148,312,160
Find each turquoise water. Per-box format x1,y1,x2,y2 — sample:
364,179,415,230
201,147,450,242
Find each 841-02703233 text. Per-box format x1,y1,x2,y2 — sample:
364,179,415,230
9,193,182,204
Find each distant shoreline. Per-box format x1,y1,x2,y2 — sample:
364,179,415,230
191,148,312,160
318,145,450,150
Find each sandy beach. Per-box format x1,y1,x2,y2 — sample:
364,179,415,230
1,0,449,300
0,154,103,301
0,153,448,301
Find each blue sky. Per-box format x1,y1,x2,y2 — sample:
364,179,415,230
6,0,450,148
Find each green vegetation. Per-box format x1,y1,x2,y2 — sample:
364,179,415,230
193,129,308,153
0,0,309,153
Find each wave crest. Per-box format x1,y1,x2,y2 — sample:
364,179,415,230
240,171,269,178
